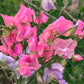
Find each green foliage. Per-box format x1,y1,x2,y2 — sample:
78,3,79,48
0,0,84,84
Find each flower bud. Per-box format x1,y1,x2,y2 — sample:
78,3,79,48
73,54,83,61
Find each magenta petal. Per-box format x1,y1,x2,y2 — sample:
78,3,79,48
15,4,26,19
30,54,40,70
24,26,32,39
38,42,44,56
0,45,8,55
40,11,48,24
16,24,24,42
14,43,23,55
0,14,15,26
27,36,38,51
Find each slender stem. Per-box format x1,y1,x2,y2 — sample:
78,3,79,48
52,26,77,42
37,0,42,30
0,36,8,47
22,77,29,84
27,0,30,7
1,68,13,84
59,2,68,16
24,1,57,20
63,10,77,22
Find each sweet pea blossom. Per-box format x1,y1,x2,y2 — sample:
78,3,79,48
75,20,84,39
0,52,20,79
51,38,77,59
8,43,23,58
19,54,40,76
41,0,56,11
37,63,67,84
0,52,15,64
73,54,83,61
39,16,75,42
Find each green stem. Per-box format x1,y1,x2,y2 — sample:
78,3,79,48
0,36,8,47
59,2,68,16
52,26,78,42
22,77,29,84
37,0,42,31
63,10,77,22
1,68,13,84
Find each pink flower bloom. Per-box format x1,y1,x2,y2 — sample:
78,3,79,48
24,26,37,39
31,10,48,24
19,54,40,76
51,38,77,59
75,20,84,39
39,27,53,42
27,36,38,52
40,11,48,24
44,27,54,42
0,45,8,55
73,54,83,61
38,42,53,61
44,16,74,36
15,4,32,24
2,33,17,45
37,42,44,56
8,43,23,58
19,63,34,76
16,24,25,42
41,0,56,11
0,14,15,26
31,9,39,24
30,53,40,70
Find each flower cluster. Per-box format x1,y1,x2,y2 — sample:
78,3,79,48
0,3,84,84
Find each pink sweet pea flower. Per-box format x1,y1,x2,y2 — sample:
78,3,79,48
8,43,23,58
24,26,37,39
41,0,56,11
19,63,34,76
31,9,39,24
19,54,40,76
39,27,53,42
16,24,25,42
44,16,74,36
51,38,77,59
15,4,32,24
27,36,38,52
40,11,48,24
31,10,48,24
30,53,40,70
75,20,84,39
0,45,8,55
0,14,15,26
37,42,45,56
73,54,83,61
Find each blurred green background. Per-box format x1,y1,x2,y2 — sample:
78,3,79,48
0,0,84,84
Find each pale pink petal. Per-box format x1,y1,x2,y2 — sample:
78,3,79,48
30,54,40,70
14,43,23,55
75,20,84,39
40,11,48,24
0,14,15,26
51,38,77,59
27,36,38,51
0,45,8,55
16,24,24,42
